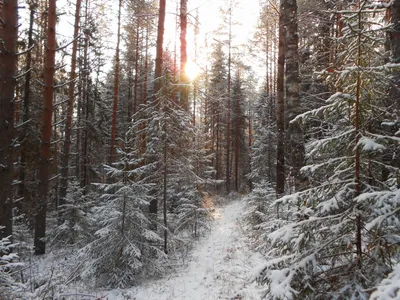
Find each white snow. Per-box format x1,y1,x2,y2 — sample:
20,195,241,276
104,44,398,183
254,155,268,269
356,136,385,152
95,199,265,300
370,263,400,300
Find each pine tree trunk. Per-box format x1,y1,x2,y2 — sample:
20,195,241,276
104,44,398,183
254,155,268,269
81,0,90,189
284,0,304,191
163,105,168,254
150,0,166,215
235,93,239,192
390,0,400,109
154,0,166,95
355,1,362,268
193,11,199,125
276,2,286,215
59,0,82,217
139,25,149,159
19,4,36,207
109,0,122,164
226,6,232,193
35,0,56,255
133,20,140,117
180,0,189,111
0,0,18,240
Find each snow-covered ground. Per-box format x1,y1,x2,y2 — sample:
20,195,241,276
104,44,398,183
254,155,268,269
97,198,265,300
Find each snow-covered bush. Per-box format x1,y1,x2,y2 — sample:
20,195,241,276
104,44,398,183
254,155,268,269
371,263,400,299
48,181,94,248
255,2,400,298
0,236,24,297
245,181,275,228
81,146,164,288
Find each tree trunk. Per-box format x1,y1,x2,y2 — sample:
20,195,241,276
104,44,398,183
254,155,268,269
133,20,140,117
59,0,82,218
193,10,199,125
35,0,56,255
226,5,232,194
163,105,168,254
19,4,36,208
154,0,166,95
180,0,189,111
0,0,18,240
355,1,362,268
139,25,149,159
109,0,122,164
390,0,400,109
284,0,304,191
276,2,286,216
81,0,90,189
150,0,166,215
234,93,239,192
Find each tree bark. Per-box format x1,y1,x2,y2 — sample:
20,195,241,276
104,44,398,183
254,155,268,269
355,1,362,269
35,0,57,255
59,0,82,217
150,0,166,214
133,20,140,117
390,0,400,109
226,5,232,193
180,0,189,111
154,0,166,96
0,0,18,240
276,2,286,215
109,0,122,164
284,0,304,191
163,104,168,254
81,0,90,189
19,4,36,209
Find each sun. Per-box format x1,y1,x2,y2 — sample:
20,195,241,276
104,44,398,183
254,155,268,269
185,61,200,81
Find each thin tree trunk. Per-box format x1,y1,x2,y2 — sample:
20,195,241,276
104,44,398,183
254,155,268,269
355,1,362,268
59,0,82,217
154,0,166,95
163,106,168,254
109,0,123,164
284,0,304,191
133,20,140,117
139,25,149,159
180,0,189,111
81,0,90,189
216,115,221,180
150,0,166,215
226,5,232,193
35,0,57,255
19,4,36,205
390,0,400,108
276,2,286,216
235,95,239,192
0,0,18,240
193,11,199,125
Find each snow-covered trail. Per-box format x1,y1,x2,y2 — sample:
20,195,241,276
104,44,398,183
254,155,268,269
107,198,264,300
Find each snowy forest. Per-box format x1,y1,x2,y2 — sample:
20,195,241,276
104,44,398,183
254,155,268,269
1,0,400,298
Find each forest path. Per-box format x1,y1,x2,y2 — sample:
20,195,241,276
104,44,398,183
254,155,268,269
107,197,264,299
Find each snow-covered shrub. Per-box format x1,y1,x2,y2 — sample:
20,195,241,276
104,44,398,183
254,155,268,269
170,182,209,239
371,263,400,299
255,3,400,298
249,90,276,184
0,236,24,297
245,181,275,228
48,181,94,248
81,147,164,288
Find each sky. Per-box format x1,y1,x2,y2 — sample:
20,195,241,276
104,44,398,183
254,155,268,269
35,0,262,81
164,0,261,70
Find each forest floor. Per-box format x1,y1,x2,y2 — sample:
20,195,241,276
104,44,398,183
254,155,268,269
95,197,266,300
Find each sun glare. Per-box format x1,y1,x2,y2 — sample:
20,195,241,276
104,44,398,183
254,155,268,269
185,61,200,81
